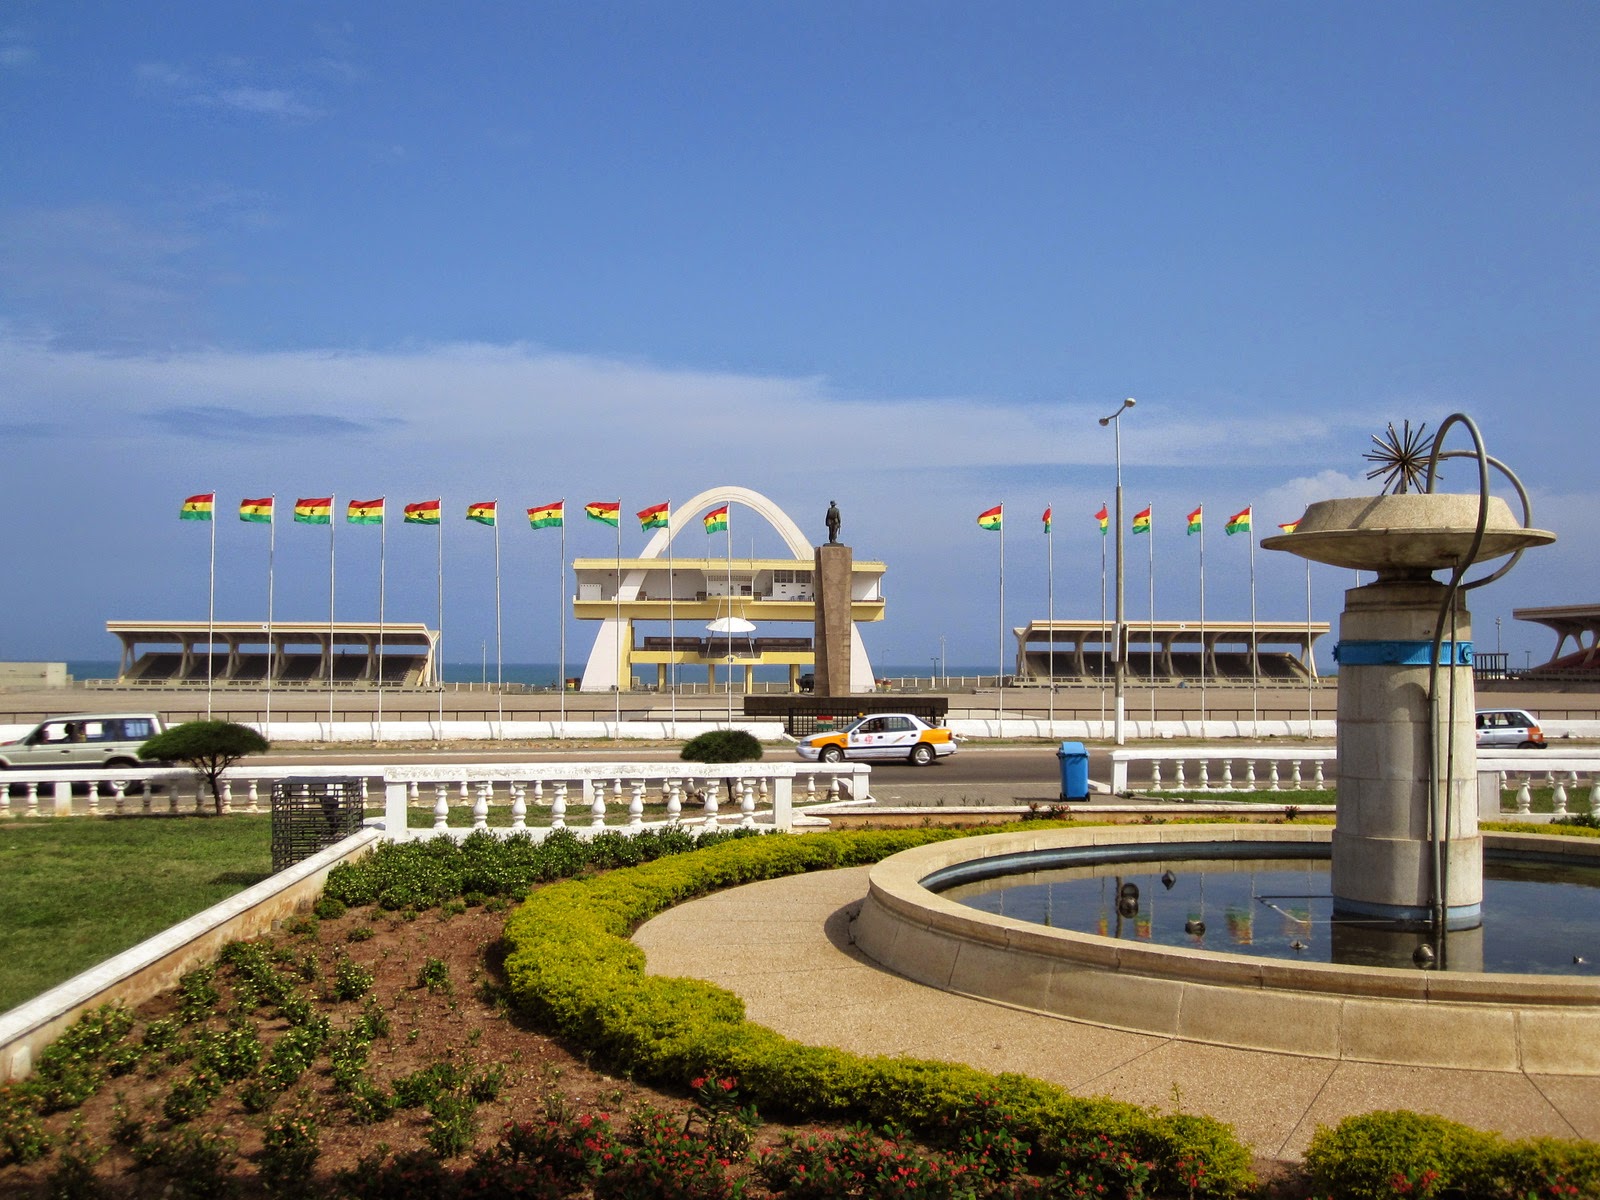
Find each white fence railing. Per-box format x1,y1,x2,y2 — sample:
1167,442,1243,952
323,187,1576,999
1108,746,1600,817
0,760,873,835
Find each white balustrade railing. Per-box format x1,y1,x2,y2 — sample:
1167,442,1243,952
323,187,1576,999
378,761,870,841
1109,748,1336,797
0,760,873,837
1481,756,1600,819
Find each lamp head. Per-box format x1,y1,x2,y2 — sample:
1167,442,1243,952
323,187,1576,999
1125,397,1136,408
1098,416,1110,426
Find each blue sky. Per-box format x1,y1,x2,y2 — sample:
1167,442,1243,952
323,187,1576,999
2,3,1596,674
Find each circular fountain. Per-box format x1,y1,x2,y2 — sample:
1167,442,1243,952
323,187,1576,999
850,416,1590,1072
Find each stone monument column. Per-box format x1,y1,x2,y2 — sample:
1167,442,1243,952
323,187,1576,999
813,543,853,696
1332,579,1482,928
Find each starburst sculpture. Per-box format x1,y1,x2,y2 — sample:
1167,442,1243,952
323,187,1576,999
1363,420,1434,494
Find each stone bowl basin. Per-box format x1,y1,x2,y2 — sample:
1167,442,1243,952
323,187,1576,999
1260,494,1554,573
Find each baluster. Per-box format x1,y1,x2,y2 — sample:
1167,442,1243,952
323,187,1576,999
532,780,545,809
1173,760,1186,789
1268,761,1282,791
551,781,568,829
1291,760,1304,789
827,773,840,800
87,781,102,816
1588,776,1600,818
509,782,527,831
459,780,470,803
592,779,608,828
1222,760,1234,789
1198,759,1210,790
247,779,260,813
25,782,39,817
666,779,682,825
806,773,818,802
408,780,420,805
0,781,8,818
628,780,644,829
1313,759,1326,789
473,781,491,830
1150,761,1162,790
1552,773,1569,817
703,776,720,825
217,779,231,814
1246,760,1258,789
758,776,769,802
740,778,756,828
1516,776,1532,814
433,783,450,832
109,781,126,815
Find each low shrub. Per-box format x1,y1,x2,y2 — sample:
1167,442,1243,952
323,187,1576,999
499,830,1256,1197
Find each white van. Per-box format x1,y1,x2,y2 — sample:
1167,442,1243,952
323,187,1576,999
0,713,168,769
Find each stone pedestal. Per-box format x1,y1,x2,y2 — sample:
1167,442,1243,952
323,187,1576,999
813,544,853,697
1331,579,1482,929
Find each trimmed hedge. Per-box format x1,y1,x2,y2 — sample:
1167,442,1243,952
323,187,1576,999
499,829,1258,1198
1305,1109,1600,1199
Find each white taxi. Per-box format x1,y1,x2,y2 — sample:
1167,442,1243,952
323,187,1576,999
795,713,957,767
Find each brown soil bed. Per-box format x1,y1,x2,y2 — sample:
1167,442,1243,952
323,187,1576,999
0,894,1313,1198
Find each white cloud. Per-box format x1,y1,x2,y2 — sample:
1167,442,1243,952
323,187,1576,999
135,59,324,120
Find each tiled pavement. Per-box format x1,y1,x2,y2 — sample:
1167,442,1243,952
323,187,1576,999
633,866,1600,1161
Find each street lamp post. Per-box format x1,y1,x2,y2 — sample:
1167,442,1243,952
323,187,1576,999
1098,398,1136,745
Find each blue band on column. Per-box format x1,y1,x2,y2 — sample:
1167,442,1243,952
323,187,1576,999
1333,640,1473,666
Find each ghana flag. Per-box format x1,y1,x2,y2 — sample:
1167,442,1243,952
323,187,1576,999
1187,505,1203,535
1277,519,1301,534
528,501,563,529
180,493,214,521
1095,505,1109,535
1132,506,1151,534
1041,506,1052,533
347,498,384,524
637,502,669,531
1225,506,1252,535
403,500,441,525
467,501,497,526
976,505,1002,531
294,497,333,524
240,497,273,523
586,501,620,527
703,505,729,534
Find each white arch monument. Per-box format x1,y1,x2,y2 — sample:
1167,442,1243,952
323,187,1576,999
577,485,879,692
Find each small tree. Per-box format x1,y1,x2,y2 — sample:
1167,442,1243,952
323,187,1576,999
140,720,270,815
680,729,764,804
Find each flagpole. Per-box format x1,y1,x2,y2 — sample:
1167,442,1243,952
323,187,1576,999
436,509,444,735
667,501,677,739
725,507,733,728
495,501,503,732
614,497,623,735
1248,513,1259,737
1099,505,1107,737
1046,505,1054,735
377,501,386,742
997,507,1005,738
1198,509,1207,734
1147,503,1155,735
266,497,275,737
328,496,336,732
558,514,567,730
206,497,215,719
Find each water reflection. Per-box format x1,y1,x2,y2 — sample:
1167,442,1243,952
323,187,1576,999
941,857,1600,974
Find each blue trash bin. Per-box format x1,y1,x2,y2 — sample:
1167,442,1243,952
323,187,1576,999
1056,740,1089,801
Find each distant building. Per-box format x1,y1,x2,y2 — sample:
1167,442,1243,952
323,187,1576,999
0,662,70,689
1514,604,1600,678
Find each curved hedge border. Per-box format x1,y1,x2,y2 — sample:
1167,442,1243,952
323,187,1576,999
500,829,1257,1199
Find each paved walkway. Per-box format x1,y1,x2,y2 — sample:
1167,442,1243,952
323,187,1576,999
634,866,1600,1162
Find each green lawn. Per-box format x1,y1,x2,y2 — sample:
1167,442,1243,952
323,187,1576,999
0,814,272,1014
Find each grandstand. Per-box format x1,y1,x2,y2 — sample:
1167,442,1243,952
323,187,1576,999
1014,618,1330,684
105,621,438,687
1513,604,1600,679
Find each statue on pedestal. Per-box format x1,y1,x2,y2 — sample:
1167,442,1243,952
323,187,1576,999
825,500,841,545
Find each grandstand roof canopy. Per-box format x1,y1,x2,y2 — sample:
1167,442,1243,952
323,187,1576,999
106,621,439,686
1513,604,1600,672
107,620,435,648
